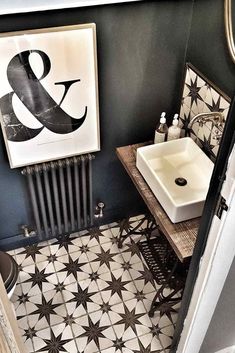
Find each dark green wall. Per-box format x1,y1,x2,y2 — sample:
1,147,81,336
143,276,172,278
0,1,194,245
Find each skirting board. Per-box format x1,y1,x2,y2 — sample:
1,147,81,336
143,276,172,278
0,233,39,251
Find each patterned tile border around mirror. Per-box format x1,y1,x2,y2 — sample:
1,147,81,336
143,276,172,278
180,62,231,161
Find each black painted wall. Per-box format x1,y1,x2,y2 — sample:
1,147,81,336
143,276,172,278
186,0,235,99
0,1,194,245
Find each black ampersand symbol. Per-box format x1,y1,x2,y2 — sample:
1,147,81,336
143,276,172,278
0,50,87,141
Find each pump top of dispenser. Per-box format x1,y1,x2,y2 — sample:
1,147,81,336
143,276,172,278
160,117,166,124
160,112,166,124
173,113,179,120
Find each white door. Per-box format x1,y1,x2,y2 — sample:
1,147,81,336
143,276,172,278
177,142,235,353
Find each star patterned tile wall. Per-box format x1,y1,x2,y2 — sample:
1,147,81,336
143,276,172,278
180,63,231,161
8,215,179,353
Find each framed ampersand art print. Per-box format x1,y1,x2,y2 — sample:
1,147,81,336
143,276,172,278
0,23,100,168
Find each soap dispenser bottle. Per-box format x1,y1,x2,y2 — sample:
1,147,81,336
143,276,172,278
154,112,168,144
167,116,181,141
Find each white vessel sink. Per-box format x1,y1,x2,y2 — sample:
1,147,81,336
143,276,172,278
136,137,214,223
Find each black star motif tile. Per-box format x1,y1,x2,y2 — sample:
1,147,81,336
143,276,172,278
109,215,143,239
197,134,216,161
63,313,76,327
22,325,38,341
19,328,35,353
158,324,174,351
74,310,116,353
62,279,103,318
32,323,77,353
18,261,58,297
186,76,202,107
78,228,105,251
82,227,114,246
127,261,150,281
86,241,125,275
24,290,67,331
123,334,164,352
96,268,137,305
53,252,92,285
13,308,29,330
110,299,153,342
46,253,58,264
14,243,50,267
48,234,80,257
133,264,158,288
121,239,144,264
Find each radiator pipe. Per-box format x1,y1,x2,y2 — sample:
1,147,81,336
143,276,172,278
59,161,68,233
51,163,62,235
43,164,55,236
74,157,82,229
27,171,42,238
81,156,88,228
35,166,49,238
88,154,94,226
66,159,75,231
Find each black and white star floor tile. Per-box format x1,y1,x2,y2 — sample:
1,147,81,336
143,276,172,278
96,268,137,306
86,241,126,275
80,227,114,248
10,217,179,353
74,310,116,353
53,252,92,285
100,333,163,353
157,324,174,352
62,279,103,318
109,298,153,342
123,334,164,353
108,215,142,235
47,233,85,257
31,322,77,353
14,243,51,268
18,261,58,296
19,327,35,353
11,287,29,329
13,308,29,330
23,289,67,331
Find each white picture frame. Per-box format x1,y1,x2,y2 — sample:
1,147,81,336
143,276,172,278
0,1,144,15
0,23,100,168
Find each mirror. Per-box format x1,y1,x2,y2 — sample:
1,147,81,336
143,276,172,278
225,0,235,64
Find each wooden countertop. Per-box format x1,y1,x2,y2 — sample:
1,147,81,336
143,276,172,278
116,142,200,262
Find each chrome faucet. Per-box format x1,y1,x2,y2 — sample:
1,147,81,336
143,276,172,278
187,112,225,143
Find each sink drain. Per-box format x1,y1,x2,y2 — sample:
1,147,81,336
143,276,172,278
175,177,187,186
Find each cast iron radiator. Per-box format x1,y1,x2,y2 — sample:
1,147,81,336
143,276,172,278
21,154,95,240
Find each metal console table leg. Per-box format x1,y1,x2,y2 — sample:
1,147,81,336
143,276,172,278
117,213,157,248
149,258,184,317
117,214,186,318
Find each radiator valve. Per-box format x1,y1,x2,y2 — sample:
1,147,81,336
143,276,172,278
21,225,36,237
94,202,105,219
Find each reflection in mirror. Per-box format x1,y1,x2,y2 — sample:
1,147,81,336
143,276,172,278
225,0,235,64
